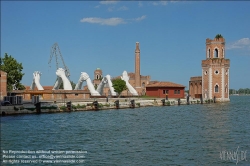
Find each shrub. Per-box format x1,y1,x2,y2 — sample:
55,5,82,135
25,107,36,111
98,103,103,108
104,103,110,107
72,105,77,109
60,105,66,111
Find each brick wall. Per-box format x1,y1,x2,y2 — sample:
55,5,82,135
0,70,7,100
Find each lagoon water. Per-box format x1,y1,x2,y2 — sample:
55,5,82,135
1,96,250,165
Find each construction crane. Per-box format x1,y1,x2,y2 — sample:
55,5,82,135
48,43,70,90
48,42,70,78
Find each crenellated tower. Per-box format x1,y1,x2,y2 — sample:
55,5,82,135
202,35,230,102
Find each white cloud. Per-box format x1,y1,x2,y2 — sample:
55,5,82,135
117,6,128,11
95,5,100,8
151,1,168,6
80,15,146,26
100,1,118,5
80,17,126,26
134,15,146,21
226,38,250,50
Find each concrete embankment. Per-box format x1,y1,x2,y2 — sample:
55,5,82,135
0,98,210,116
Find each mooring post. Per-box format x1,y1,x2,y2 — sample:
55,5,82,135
130,100,135,108
93,101,99,110
214,96,216,103
178,98,181,105
66,101,72,111
114,100,119,109
200,96,203,104
35,102,41,113
187,95,190,105
161,99,165,106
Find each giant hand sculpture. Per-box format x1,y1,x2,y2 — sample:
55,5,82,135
105,75,117,96
30,71,44,90
52,77,63,90
95,75,117,96
96,77,108,95
74,72,100,96
55,68,72,90
121,71,138,96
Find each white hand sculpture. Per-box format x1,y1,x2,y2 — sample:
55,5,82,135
79,72,90,81
33,71,44,90
55,68,72,90
96,77,108,95
121,71,129,82
53,77,63,90
106,75,117,96
121,71,138,96
30,71,44,90
75,72,100,96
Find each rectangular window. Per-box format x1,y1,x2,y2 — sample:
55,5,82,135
174,90,180,94
163,90,169,94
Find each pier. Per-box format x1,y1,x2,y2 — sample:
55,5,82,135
1,97,216,116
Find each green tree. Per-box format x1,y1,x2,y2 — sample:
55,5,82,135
59,80,76,89
112,78,127,97
215,34,223,39
0,53,25,91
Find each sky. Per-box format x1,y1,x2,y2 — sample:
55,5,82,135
1,1,250,90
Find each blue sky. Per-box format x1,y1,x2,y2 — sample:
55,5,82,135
1,1,250,90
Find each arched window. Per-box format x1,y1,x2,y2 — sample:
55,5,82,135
222,48,224,58
208,49,210,58
96,75,99,79
215,85,219,93
214,48,218,58
142,82,145,88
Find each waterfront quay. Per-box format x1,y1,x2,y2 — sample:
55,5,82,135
0,97,216,116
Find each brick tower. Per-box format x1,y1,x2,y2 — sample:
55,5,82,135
135,42,141,89
0,70,7,100
202,35,230,102
93,68,102,88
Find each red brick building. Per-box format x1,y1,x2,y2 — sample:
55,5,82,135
146,81,185,98
189,35,230,102
189,76,202,98
0,70,7,100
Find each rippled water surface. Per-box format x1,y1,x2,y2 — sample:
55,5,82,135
1,96,250,165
